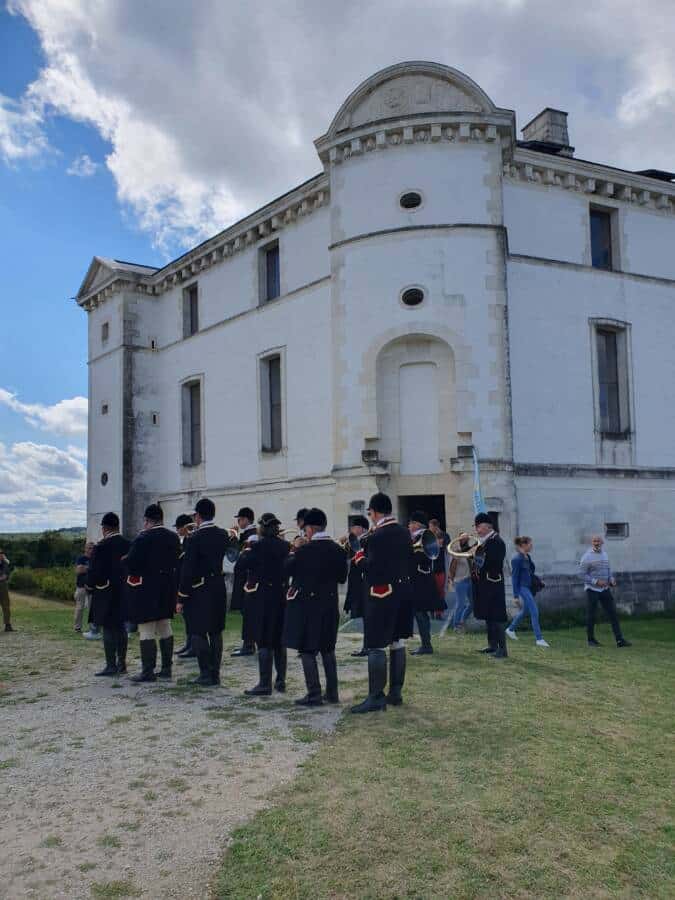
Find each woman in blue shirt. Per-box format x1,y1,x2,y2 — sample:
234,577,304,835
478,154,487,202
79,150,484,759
507,536,549,647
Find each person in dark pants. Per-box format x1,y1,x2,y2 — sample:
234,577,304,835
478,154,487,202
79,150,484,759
429,518,449,607
125,504,181,683
87,513,131,676
230,507,258,657
284,508,348,706
0,548,13,632
408,510,446,655
351,492,415,713
343,515,369,657
240,513,290,696
174,514,196,658
472,513,508,659
177,498,230,686
580,535,631,648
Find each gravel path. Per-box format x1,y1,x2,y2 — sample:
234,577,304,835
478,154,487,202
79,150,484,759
0,627,366,899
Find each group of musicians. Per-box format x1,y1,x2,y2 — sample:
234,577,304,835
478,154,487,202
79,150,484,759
84,492,508,711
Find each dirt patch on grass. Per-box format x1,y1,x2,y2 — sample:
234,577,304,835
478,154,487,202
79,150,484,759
0,620,367,899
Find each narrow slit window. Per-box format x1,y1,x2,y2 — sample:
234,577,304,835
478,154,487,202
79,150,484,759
596,327,630,437
181,380,202,465
261,355,282,452
590,209,613,270
261,242,280,302
183,284,199,337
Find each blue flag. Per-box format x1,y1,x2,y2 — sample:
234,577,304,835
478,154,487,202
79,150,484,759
472,447,487,515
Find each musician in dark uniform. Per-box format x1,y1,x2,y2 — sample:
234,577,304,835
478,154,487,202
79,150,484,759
408,510,446,656
283,508,348,706
343,515,369,657
239,513,290,696
472,512,508,658
174,514,196,659
351,492,415,714
230,507,258,657
87,512,131,676
125,503,181,682
177,498,230,686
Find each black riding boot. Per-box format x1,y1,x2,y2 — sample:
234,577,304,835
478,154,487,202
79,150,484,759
479,620,497,653
351,639,368,658
493,623,508,658
351,649,387,713
320,650,339,703
116,627,128,674
273,646,287,692
245,647,273,696
192,635,213,685
158,636,174,678
295,652,323,706
96,628,119,676
210,632,223,685
387,646,406,706
130,639,157,682
411,611,433,654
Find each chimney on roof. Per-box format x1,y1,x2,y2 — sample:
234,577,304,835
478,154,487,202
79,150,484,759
521,108,574,157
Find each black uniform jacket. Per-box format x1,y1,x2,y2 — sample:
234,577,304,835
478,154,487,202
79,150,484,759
124,525,181,624
238,535,290,647
358,520,415,648
410,532,446,612
231,525,258,612
283,538,348,653
87,533,131,628
344,548,366,619
472,532,507,622
178,523,229,635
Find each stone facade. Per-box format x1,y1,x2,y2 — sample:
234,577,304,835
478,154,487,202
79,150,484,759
77,62,675,613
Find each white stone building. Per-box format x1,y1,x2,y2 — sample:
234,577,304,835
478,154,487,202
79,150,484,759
77,62,675,611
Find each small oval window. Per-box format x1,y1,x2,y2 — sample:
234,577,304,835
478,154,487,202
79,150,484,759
401,288,425,307
101,472,109,486
399,191,422,210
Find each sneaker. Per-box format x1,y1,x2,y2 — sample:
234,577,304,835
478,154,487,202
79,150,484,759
535,639,550,648
616,639,632,648
74,626,82,633
587,638,601,647
83,630,102,640
505,628,518,640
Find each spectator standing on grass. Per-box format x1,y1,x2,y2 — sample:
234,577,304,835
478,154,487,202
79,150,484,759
506,536,550,648
449,533,473,633
429,518,449,606
0,548,13,632
580,535,631,649
73,542,94,633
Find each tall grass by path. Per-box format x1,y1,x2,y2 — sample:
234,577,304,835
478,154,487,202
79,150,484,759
216,619,675,900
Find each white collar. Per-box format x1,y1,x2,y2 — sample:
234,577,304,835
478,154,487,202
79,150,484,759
411,527,424,538
311,531,331,541
375,516,396,529
199,521,216,529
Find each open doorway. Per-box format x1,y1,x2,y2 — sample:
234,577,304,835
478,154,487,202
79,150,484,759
398,494,446,530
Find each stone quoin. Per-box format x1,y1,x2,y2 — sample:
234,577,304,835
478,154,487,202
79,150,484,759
76,61,675,613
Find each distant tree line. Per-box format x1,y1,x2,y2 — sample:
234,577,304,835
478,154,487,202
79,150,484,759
0,530,86,569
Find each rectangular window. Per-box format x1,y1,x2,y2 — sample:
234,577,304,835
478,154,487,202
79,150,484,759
596,327,630,436
260,241,280,302
260,354,282,452
590,208,613,270
101,321,109,343
605,522,629,539
101,403,109,416
183,283,199,337
181,380,202,465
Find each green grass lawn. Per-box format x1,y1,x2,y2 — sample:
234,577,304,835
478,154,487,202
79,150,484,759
216,619,675,899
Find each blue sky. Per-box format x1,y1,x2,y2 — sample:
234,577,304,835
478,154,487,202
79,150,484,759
1,0,673,531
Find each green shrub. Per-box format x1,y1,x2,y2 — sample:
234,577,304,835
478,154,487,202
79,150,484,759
9,567,75,604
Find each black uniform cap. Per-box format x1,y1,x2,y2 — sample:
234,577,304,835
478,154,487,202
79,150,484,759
408,510,429,528
303,507,327,529
175,513,193,529
258,512,281,528
101,511,120,530
195,497,216,520
236,507,254,520
351,515,369,530
474,513,493,527
144,503,163,523
367,492,392,515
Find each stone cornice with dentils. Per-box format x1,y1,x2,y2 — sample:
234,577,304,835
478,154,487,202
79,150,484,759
507,147,675,214
78,176,330,310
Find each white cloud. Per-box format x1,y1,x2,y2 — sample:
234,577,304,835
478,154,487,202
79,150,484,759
5,0,675,254
0,388,88,436
0,441,86,531
66,152,98,176
0,92,49,163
